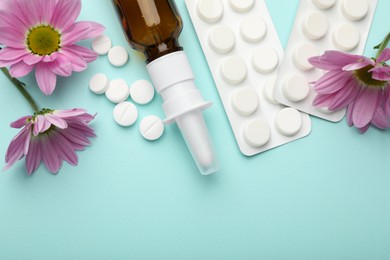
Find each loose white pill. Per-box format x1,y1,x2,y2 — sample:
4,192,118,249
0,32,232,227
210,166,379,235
220,56,247,85
130,80,155,105
263,75,279,105
92,35,112,55
229,0,255,13
293,43,319,71
283,74,310,102
108,46,129,67
332,23,360,51
89,73,109,94
231,87,259,116
311,0,336,9
240,16,267,43
105,79,130,103
342,0,369,21
208,25,235,54
252,46,279,74
243,119,271,148
139,116,165,141
302,11,328,40
197,0,224,23
275,108,303,136
113,101,138,127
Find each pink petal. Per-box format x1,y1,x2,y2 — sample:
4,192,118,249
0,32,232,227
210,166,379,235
352,87,381,128
34,0,57,24
10,116,31,128
328,77,361,111
49,56,73,77
371,107,390,129
23,55,43,66
45,114,68,129
370,66,390,81
3,125,31,171
60,47,87,72
357,124,370,134
51,131,78,166
313,93,335,109
309,51,364,71
41,134,61,174
61,22,92,46
66,45,97,63
25,137,42,175
0,47,28,61
35,63,57,95
51,0,82,31
53,108,87,118
9,61,34,78
342,60,373,71
0,27,25,48
377,48,390,63
0,10,27,31
313,70,353,94
83,22,105,39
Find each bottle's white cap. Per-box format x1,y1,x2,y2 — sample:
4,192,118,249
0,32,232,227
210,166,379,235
147,51,219,175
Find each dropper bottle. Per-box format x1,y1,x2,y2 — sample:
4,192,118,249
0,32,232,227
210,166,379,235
112,0,218,175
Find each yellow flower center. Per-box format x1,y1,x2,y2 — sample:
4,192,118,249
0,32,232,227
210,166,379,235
26,25,61,56
354,65,387,88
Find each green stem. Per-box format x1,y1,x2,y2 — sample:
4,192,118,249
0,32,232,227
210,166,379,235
375,32,390,59
1,67,40,112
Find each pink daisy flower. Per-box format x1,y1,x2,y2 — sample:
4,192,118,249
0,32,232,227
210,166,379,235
0,0,104,95
4,108,96,175
309,49,390,133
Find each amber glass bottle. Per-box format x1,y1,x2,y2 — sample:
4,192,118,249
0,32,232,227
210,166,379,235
112,0,184,63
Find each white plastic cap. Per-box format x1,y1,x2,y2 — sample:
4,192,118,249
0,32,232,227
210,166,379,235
147,51,219,175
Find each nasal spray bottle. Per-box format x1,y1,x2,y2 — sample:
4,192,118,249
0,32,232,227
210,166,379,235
112,0,218,175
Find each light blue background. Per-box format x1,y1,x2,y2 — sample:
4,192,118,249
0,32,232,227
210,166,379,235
1,0,389,259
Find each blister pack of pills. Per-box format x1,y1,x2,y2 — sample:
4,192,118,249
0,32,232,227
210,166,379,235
274,0,378,122
185,0,311,156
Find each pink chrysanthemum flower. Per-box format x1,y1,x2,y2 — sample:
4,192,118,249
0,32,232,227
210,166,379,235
4,108,96,175
309,48,390,133
0,0,104,95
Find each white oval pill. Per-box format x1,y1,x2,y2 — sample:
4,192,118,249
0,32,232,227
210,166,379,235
243,119,271,148
197,0,224,23
229,0,255,13
342,0,369,21
252,46,279,74
293,43,319,71
220,56,247,85
311,0,336,9
332,23,360,51
92,35,112,55
106,79,130,103
275,108,303,136
108,46,129,67
283,74,310,102
89,73,109,94
302,11,328,40
208,25,235,54
263,75,279,105
140,116,165,141
130,80,155,105
240,15,267,43
113,101,138,127
231,87,259,116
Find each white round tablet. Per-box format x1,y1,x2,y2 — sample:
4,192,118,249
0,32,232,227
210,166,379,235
113,101,138,127
332,23,360,51
243,119,271,148
229,0,255,13
231,87,259,116
311,0,336,9
208,25,235,54
252,46,279,74
302,11,328,40
341,0,369,21
293,43,319,71
130,80,155,105
283,74,310,102
220,56,247,85
108,46,129,67
105,79,130,103
92,35,112,55
240,15,267,43
139,116,165,141
89,73,109,94
275,108,303,136
263,75,279,105
197,0,224,23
